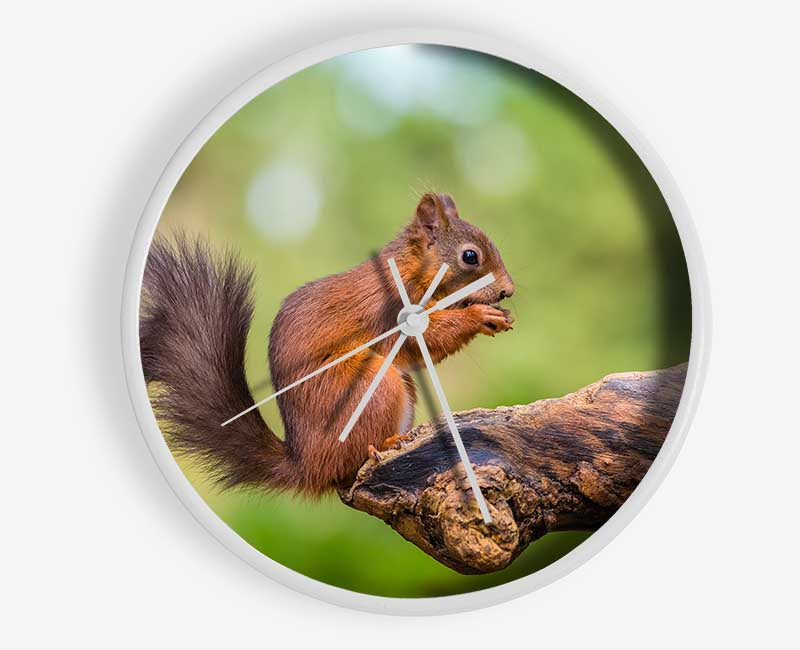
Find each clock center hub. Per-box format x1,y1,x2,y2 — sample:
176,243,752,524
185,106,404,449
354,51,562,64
397,304,430,336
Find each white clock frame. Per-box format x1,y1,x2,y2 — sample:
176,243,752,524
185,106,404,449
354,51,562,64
121,28,711,616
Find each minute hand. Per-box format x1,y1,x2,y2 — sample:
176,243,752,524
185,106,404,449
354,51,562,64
414,333,493,524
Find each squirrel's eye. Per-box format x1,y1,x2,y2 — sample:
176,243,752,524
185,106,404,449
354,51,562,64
462,249,479,266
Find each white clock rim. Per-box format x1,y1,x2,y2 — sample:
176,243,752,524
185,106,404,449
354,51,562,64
120,27,711,616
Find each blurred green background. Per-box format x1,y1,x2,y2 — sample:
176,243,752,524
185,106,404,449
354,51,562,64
153,45,691,597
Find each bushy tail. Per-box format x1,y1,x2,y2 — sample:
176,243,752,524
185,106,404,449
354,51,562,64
140,234,293,491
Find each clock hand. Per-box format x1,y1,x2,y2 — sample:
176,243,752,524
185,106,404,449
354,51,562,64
418,263,449,308
370,259,492,524
221,323,403,426
387,258,411,308
222,269,494,427
414,333,493,524
338,333,407,442
423,272,495,313
339,259,449,442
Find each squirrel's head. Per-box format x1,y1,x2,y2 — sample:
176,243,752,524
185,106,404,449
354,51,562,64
410,192,514,305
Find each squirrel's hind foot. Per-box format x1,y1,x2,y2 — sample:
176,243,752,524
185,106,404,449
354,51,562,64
367,444,382,462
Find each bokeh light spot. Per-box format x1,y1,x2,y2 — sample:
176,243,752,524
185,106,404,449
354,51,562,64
245,162,321,242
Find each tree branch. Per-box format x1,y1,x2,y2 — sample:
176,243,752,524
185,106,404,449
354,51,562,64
338,364,687,574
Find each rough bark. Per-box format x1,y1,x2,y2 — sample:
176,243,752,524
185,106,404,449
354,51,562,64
338,364,687,574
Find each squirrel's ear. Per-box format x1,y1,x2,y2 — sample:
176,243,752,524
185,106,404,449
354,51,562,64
438,194,460,220
415,193,457,243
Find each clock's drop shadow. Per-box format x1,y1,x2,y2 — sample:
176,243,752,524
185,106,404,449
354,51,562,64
81,19,399,604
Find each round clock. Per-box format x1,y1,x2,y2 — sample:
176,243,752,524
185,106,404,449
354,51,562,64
122,30,709,614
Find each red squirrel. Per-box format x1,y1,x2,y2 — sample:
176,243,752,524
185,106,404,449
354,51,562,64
140,193,514,495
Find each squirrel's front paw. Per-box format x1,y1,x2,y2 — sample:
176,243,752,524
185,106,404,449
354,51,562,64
367,444,382,462
470,304,514,336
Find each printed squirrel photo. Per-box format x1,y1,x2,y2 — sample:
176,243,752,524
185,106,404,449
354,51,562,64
130,43,692,593
140,193,515,496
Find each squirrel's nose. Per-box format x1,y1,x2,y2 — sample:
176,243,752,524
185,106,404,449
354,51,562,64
498,279,514,299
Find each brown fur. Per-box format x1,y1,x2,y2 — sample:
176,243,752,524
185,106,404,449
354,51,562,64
140,193,514,495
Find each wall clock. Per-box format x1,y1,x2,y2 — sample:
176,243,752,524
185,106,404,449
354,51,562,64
122,29,710,614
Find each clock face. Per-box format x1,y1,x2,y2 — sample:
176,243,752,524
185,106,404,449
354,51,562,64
127,39,698,611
